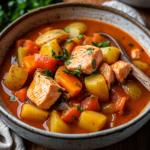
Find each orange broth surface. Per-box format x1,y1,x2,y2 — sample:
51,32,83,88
0,19,150,134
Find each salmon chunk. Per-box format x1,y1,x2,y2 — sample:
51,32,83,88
131,47,142,59
99,63,115,89
111,61,131,83
27,72,65,109
65,45,103,74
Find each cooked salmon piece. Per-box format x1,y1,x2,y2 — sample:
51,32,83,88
131,47,142,59
99,63,115,89
27,72,65,110
65,45,103,74
111,61,131,83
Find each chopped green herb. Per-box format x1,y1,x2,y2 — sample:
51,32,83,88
87,48,94,51
58,50,61,55
67,39,74,43
123,78,126,83
65,60,71,65
77,106,85,112
55,63,60,69
38,75,40,77
77,33,83,39
85,70,100,80
63,67,81,77
9,57,12,60
68,55,74,60
101,41,110,47
64,28,69,32
57,73,60,75
58,89,64,93
63,49,68,57
28,84,30,87
141,49,144,52
2,78,5,81
46,76,51,79
88,51,93,55
60,40,67,46
92,59,96,69
72,115,78,120
78,65,81,70
109,48,111,51
41,69,54,78
25,99,28,102
129,43,134,47
91,95,95,98
75,82,81,87
10,96,15,101
55,31,60,34
92,42,102,47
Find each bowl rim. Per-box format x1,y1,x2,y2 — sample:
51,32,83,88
0,2,150,140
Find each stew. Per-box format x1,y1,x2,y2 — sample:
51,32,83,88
0,19,150,134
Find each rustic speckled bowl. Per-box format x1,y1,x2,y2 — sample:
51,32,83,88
0,2,150,150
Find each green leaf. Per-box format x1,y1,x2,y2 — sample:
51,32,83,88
67,39,74,43
78,64,81,70
72,115,78,120
55,63,60,69
63,49,68,57
101,41,110,47
10,96,15,101
64,28,69,32
87,48,94,51
129,43,134,47
58,88,64,93
65,60,71,65
92,42,102,47
77,106,85,112
88,51,93,55
77,33,83,39
92,59,96,69
85,70,100,80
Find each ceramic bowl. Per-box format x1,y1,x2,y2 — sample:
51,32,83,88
0,2,150,150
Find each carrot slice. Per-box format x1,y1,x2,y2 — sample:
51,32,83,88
23,40,39,55
15,39,26,50
16,87,28,103
55,66,82,98
81,95,100,111
61,107,81,123
23,55,36,74
92,33,107,43
34,54,61,72
39,27,53,34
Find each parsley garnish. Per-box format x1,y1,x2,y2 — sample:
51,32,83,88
87,48,94,51
58,89,64,93
60,40,67,46
41,69,54,78
102,41,110,47
63,67,81,77
78,65,81,70
2,78,5,81
64,28,69,32
85,70,100,80
75,82,81,87
55,31,60,34
67,39,74,43
63,49,68,57
77,106,85,112
129,43,134,47
46,77,51,79
10,96,15,101
9,57,12,60
77,33,83,39
92,59,96,69
65,60,71,65
88,51,93,55
91,95,95,98
92,42,102,47
25,99,28,102
55,63,60,69
72,116,78,120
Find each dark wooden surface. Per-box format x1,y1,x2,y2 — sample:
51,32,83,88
24,0,150,149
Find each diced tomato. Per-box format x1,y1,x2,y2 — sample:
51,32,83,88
23,55,36,74
61,107,81,124
23,40,39,55
34,54,61,72
16,87,28,103
15,39,26,50
81,95,100,111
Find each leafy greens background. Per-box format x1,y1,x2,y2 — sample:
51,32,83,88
0,0,63,32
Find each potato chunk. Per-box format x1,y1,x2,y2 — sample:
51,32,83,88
100,47,120,64
78,111,107,132
85,74,109,101
21,104,49,121
122,81,141,100
65,22,88,38
50,110,71,133
5,65,28,91
18,47,28,67
35,29,69,47
133,60,148,71
40,39,63,57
